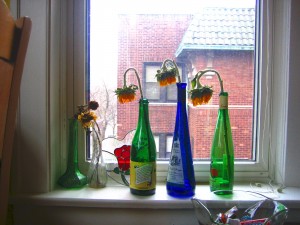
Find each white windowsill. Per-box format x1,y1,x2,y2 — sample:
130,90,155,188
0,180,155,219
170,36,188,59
11,183,300,224
11,183,300,209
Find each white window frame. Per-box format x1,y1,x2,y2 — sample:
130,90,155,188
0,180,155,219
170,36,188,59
69,0,284,183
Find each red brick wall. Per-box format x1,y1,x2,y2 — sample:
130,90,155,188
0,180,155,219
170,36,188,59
117,14,254,159
117,14,192,137
189,51,254,158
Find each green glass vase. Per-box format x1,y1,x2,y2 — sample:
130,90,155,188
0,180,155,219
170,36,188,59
58,118,87,188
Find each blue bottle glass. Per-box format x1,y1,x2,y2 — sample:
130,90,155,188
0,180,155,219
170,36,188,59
166,83,196,197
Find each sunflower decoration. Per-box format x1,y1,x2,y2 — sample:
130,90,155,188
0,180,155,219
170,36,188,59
189,69,223,107
155,59,181,86
115,68,144,104
75,100,99,128
115,84,138,104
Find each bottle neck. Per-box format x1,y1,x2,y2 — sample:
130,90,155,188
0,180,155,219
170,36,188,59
219,93,228,109
176,82,187,103
138,98,150,122
67,118,78,167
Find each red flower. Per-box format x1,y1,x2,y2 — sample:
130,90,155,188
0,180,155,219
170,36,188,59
114,145,131,172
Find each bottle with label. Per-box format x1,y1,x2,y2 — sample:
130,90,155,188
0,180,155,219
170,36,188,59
130,98,156,195
210,92,234,195
166,82,195,197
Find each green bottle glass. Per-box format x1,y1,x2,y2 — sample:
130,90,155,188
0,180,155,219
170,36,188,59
58,118,87,188
130,98,156,196
210,92,234,195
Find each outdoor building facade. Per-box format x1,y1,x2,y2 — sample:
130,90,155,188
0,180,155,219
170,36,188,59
116,8,255,160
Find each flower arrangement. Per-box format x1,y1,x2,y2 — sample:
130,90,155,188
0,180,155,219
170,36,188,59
75,100,131,187
75,101,107,188
115,67,157,194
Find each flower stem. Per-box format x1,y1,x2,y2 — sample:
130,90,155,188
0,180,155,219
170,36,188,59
123,67,144,99
92,122,102,156
161,59,181,83
195,69,224,93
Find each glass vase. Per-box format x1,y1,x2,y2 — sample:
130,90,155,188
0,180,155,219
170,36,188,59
58,118,87,188
166,83,195,197
87,130,108,188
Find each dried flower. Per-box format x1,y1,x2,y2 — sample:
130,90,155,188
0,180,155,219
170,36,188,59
189,86,213,107
115,84,138,104
88,101,99,110
115,68,143,104
155,67,177,86
155,59,181,86
189,69,223,106
77,111,97,128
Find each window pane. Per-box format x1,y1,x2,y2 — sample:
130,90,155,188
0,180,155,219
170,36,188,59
88,0,256,161
145,83,160,100
167,85,177,101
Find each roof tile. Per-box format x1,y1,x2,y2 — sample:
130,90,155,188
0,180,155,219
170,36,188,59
176,7,255,56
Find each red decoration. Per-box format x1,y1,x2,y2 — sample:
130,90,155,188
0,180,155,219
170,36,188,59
211,168,218,177
114,145,131,172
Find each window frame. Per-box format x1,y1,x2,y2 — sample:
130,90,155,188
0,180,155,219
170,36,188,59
73,0,274,182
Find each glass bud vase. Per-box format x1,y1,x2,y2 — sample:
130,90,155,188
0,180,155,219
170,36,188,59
130,98,156,196
166,83,195,197
87,130,108,188
210,92,234,195
58,118,87,188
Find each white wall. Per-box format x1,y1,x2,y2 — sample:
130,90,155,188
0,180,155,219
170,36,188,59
8,0,300,224
9,0,300,194
284,0,300,186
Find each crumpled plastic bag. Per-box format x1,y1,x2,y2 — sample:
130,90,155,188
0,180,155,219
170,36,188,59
192,197,288,225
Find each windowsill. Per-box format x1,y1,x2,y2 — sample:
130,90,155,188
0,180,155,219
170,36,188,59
11,183,300,224
11,183,300,209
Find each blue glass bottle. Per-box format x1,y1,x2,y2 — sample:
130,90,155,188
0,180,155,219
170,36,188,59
166,83,195,197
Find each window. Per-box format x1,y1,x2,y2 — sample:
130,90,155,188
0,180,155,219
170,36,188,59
8,0,299,196
81,0,272,181
143,62,183,102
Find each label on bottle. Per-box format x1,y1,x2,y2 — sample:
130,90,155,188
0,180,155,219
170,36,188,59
167,139,184,184
219,95,228,109
130,161,156,190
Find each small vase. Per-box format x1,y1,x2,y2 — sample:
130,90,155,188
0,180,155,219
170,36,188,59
58,118,87,188
87,130,108,188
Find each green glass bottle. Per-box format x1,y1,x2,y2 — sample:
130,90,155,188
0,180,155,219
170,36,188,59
210,92,234,195
58,118,87,188
130,98,156,195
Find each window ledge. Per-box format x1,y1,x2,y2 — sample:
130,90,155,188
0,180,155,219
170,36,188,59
10,183,300,224
11,183,300,209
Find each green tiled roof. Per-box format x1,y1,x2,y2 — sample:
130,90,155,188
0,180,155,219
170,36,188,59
176,7,255,57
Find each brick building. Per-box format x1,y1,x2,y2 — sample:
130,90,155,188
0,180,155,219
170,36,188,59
117,8,255,160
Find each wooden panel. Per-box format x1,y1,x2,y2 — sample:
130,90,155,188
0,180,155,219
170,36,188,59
0,60,13,159
0,0,15,61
